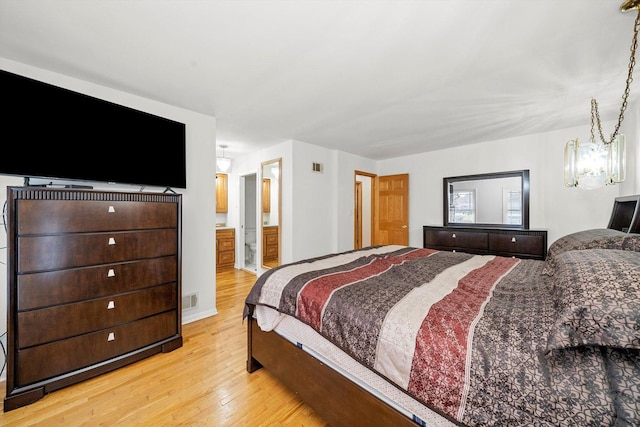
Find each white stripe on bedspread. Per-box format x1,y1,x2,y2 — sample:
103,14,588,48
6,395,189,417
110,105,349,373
258,245,406,309
256,306,457,427
374,255,495,389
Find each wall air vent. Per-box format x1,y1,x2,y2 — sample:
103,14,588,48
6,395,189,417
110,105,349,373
312,162,322,173
182,293,199,310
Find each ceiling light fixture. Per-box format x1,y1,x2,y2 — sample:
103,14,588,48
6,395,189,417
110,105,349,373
565,1,639,189
217,144,231,173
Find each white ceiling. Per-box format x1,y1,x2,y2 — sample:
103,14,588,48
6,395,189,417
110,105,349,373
1,0,638,160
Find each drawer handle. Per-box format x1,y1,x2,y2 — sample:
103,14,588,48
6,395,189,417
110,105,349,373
452,233,457,238
107,332,115,341
107,300,115,309
511,237,517,243
108,205,116,213
108,237,116,245
107,268,116,277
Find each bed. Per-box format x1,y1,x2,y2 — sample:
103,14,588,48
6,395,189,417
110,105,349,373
244,228,640,426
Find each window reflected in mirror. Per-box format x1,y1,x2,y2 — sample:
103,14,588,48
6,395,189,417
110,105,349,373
449,189,476,223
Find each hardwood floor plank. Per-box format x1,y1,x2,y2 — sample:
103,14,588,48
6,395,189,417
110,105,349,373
0,268,329,426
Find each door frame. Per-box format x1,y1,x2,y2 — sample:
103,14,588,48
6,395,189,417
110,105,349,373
354,170,376,249
239,171,258,273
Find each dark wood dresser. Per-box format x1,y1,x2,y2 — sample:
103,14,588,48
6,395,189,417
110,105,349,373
4,187,183,411
423,225,547,260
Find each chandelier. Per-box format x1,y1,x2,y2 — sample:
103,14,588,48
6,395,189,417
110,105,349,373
217,144,231,173
565,1,639,189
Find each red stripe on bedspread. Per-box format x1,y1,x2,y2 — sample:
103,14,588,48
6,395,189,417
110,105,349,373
297,248,437,330
408,256,519,418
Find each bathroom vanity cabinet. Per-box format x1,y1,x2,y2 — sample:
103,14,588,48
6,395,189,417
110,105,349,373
216,228,235,271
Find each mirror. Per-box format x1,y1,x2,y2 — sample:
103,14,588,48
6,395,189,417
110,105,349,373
443,170,529,229
261,158,281,268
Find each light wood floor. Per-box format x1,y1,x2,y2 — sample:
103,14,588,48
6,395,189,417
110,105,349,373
0,268,330,426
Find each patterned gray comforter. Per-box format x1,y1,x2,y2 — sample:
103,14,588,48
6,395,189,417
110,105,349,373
244,244,639,426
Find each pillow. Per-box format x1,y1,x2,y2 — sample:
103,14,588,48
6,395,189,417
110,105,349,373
542,228,632,276
546,249,640,351
622,233,640,252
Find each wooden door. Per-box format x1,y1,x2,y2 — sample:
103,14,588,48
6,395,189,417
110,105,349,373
375,174,409,245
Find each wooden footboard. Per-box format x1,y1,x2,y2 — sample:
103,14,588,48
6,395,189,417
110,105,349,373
246,306,419,427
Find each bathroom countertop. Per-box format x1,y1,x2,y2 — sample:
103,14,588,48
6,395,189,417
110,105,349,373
216,226,235,230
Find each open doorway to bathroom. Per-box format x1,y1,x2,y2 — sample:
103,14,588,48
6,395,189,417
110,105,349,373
240,172,258,273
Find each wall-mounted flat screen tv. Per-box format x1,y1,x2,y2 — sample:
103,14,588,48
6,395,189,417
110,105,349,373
1,69,187,189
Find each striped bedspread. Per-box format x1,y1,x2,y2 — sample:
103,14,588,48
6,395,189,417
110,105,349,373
244,246,615,426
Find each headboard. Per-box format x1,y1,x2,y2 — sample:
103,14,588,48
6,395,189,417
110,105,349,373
608,195,640,233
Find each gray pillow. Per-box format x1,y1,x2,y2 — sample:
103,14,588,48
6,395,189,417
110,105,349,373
543,229,633,276
546,249,640,351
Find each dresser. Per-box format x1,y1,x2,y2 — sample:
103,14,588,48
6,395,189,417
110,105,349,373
4,187,183,411
216,228,235,271
423,225,547,260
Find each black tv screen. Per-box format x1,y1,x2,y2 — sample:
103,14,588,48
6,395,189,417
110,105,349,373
1,70,187,189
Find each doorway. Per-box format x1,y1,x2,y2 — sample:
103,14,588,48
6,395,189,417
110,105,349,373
240,172,258,272
354,171,410,248
354,171,374,249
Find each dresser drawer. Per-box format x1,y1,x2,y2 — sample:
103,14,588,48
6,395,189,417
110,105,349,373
488,233,546,259
18,229,177,273
18,256,177,310
18,283,177,348
17,200,177,234
15,311,178,387
425,230,488,251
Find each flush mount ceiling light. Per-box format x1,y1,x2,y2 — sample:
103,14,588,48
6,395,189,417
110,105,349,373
565,1,639,189
217,144,231,173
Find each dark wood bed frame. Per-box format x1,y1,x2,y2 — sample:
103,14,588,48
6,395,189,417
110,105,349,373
246,305,457,427
245,194,640,426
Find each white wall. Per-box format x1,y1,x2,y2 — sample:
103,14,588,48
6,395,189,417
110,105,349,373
291,140,337,260
377,120,637,247
230,140,379,267
0,59,218,335
239,122,635,262
244,124,636,259
335,152,378,252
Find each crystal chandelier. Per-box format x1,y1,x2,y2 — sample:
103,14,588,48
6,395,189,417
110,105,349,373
565,1,639,189
217,144,231,173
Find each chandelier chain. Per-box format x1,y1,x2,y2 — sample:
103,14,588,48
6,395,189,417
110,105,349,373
591,8,640,144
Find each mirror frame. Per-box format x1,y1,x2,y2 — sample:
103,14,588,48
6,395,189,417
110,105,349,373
261,158,282,269
443,169,530,229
